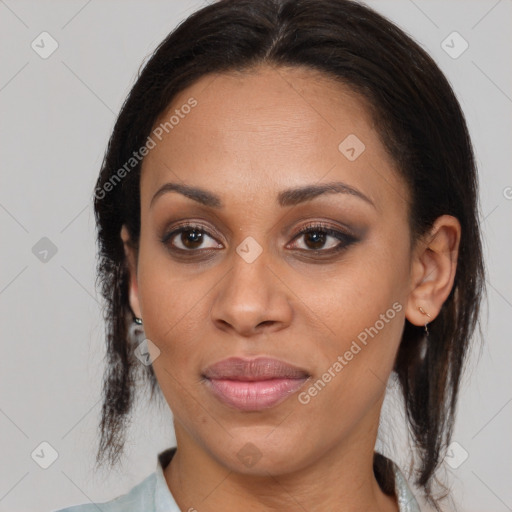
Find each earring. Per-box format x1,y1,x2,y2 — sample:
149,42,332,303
128,317,145,346
417,306,432,336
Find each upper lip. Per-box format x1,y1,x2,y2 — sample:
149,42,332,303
202,357,310,381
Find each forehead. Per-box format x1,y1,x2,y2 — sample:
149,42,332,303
140,64,407,215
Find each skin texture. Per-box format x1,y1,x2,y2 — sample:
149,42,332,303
121,64,461,512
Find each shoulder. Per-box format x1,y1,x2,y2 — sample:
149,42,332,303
54,472,157,512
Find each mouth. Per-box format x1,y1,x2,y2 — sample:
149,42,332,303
202,357,310,411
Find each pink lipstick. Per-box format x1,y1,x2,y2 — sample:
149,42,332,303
202,357,310,411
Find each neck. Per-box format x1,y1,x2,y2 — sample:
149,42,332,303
164,414,399,512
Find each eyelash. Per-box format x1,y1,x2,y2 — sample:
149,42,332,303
160,221,358,257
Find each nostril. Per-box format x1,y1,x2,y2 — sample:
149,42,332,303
257,320,274,328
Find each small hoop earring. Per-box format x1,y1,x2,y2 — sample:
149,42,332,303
134,317,143,325
417,306,432,336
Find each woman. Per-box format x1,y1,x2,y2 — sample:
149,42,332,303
56,0,485,510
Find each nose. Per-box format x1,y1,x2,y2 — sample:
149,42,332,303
210,248,293,338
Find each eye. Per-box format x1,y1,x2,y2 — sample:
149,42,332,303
161,223,222,251
288,222,358,253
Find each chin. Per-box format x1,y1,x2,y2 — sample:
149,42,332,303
206,429,313,476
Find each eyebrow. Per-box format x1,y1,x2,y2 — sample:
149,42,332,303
149,181,375,209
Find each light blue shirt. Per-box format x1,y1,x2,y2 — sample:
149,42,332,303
55,447,421,511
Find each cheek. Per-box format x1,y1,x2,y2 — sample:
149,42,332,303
292,235,409,389
135,242,206,362
136,251,209,417
292,278,406,443
295,234,408,336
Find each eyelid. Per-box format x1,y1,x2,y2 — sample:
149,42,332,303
291,220,357,239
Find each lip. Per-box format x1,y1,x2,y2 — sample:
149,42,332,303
202,357,310,411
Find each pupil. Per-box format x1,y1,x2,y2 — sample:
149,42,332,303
182,229,203,248
306,231,325,249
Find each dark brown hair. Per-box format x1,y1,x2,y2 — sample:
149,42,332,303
92,0,485,509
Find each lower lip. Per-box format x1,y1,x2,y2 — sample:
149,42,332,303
205,377,308,411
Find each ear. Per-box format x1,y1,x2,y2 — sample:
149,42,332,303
405,215,461,327
120,224,142,320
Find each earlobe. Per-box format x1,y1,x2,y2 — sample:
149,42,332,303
405,215,461,327
120,225,142,320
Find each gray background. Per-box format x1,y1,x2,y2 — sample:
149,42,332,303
0,1,510,511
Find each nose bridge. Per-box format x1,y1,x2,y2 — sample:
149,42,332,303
225,238,272,310
210,235,291,335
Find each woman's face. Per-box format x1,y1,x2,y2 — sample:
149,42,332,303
131,65,415,474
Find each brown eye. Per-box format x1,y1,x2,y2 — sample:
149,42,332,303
288,223,358,254
162,224,222,252
180,229,204,249
303,230,328,250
